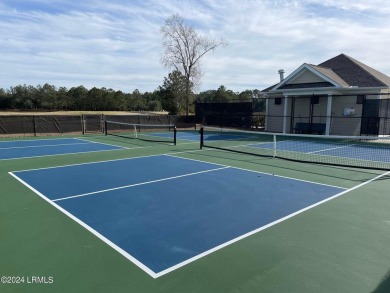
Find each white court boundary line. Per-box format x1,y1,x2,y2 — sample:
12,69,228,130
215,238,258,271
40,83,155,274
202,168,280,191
307,144,353,154
9,152,389,278
0,142,91,150
0,137,82,143
11,152,224,173
154,169,390,278
164,154,346,190
0,138,128,161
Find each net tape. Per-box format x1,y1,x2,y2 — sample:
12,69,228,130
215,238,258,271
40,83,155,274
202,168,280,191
105,120,177,145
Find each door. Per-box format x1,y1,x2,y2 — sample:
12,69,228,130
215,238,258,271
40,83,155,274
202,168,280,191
361,99,380,135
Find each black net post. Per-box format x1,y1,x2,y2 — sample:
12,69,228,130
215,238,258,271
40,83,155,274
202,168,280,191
104,120,108,136
32,115,37,137
200,127,204,149
174,126,177,145
81,114,85,135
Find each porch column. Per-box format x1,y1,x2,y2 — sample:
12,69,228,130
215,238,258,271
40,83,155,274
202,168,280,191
265,98,269,132
325,94,332,135
283,95,289,133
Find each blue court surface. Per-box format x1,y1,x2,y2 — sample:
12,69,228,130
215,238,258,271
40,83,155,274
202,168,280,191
249,140,390,163
153,130,250,143
11,155,346,278
175,131,250,142
0,138,125,160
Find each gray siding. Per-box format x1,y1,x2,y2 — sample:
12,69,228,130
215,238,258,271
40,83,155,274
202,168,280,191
266,97,287,133
330,96,362,136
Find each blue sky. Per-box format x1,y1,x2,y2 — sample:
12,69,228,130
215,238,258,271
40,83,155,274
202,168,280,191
1,0,390,93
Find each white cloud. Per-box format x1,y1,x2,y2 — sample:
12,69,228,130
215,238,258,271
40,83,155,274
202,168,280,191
1,0,390,92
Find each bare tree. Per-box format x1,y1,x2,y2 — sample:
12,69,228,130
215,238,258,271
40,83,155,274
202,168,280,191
161,15,227,116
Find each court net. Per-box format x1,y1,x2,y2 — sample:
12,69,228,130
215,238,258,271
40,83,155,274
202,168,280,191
200,126,390,170
105,121,177,145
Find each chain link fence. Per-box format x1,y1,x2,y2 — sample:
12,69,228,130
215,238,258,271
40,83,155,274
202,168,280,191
0,114,196,137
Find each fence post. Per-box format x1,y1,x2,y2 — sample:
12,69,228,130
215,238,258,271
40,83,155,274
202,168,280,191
174,126,177,146
81,114,85,135
199,127,204,149
33,115,37,137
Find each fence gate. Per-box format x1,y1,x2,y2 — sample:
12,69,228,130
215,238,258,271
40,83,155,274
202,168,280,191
83,114,104,134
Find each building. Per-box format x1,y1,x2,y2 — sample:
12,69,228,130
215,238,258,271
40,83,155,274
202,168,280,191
263,54,390,136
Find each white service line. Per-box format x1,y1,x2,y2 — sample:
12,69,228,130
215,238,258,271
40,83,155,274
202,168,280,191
52,166,230,202
164,154,347,190
0,142,91,150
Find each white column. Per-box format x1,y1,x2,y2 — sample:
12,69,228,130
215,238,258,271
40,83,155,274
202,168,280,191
325,94,332,135
282,95,289,133
265,98,269,132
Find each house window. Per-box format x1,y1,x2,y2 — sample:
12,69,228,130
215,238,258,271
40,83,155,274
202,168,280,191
274,98,282,105
311,96,319,104
356,95,365,104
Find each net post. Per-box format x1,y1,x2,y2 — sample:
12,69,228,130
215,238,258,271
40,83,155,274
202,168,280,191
104,120,108,136
273,134,277,158
200,127,204,149
100,114,104,133
32,115,37,137
174,126,177,145
133,124,137,138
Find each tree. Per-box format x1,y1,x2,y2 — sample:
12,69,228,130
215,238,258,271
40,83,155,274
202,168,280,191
215,85,236,101
147,100,162,112
9,85,37,109
57,87,68,110
128,89,146,111
159,70,188,114
67,86,88,110
160,14,227,116
37,83,57,110
0,88,12,109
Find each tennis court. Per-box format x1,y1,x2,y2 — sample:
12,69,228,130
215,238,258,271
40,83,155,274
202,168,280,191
10,155,347,278
0,138,125,160
2,127,390,292
201,126,390,170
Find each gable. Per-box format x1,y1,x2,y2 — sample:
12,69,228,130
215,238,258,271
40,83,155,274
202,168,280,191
289,69,325,84
265,54,390,93
278,69,335,89
272,64,341,91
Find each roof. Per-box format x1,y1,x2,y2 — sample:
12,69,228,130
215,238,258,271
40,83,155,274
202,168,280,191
264,54,390,92
317,54,390,87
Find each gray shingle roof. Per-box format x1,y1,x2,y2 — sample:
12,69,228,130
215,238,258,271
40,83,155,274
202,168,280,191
306,63,349,87
317,54,390,87
263,54,390,92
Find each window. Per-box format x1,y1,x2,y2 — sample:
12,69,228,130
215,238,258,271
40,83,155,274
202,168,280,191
311,96,319,104
356,95,365,104
274,98,282,105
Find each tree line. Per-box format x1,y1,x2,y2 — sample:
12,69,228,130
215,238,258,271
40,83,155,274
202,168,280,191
0,79,265,114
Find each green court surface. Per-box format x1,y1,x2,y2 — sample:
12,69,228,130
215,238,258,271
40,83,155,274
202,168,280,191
1,132,390,293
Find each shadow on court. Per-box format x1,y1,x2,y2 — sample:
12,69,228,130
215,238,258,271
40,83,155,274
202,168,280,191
373,270,390,293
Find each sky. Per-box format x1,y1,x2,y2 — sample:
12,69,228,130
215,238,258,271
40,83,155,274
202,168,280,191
1,0,390,93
